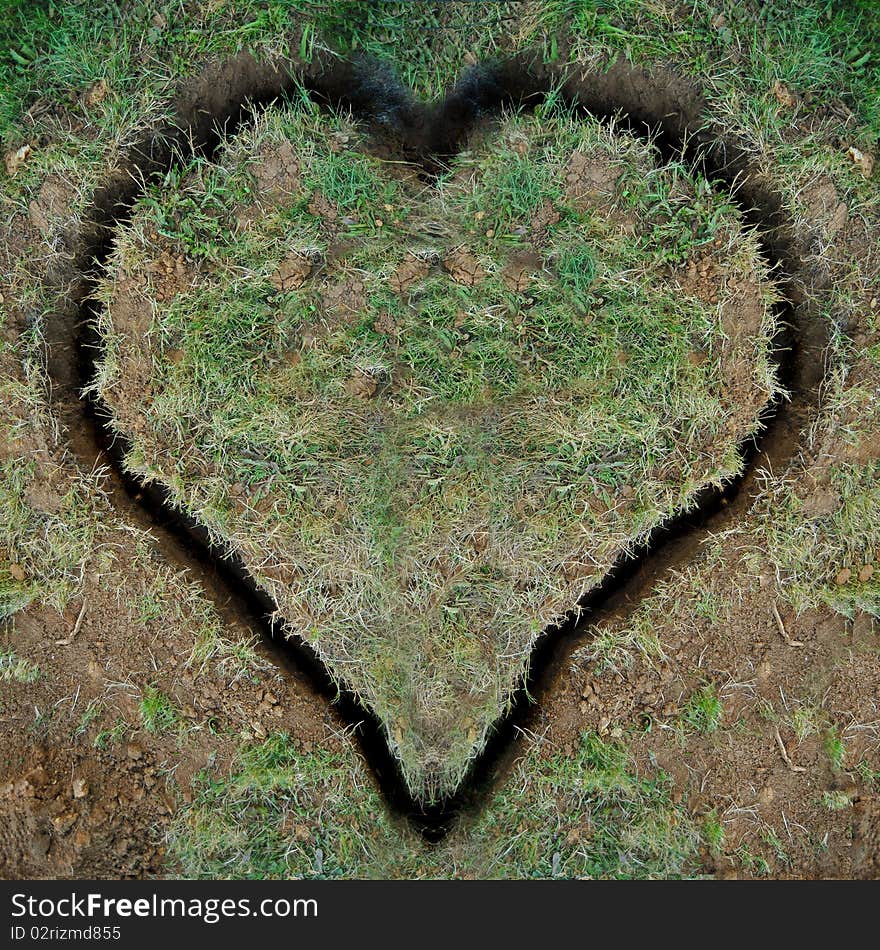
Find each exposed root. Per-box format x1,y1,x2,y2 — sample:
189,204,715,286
772,601,805,648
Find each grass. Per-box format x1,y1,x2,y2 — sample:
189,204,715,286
702,811,725,856
464,730,700,878
91,91,778,799
168,731,405,879
821,790,852,811
139,686,181,735
825,727,847,772
682,684,724,736
93,719,128,750
764,459,880,618
0,456,99,619
0,648,40,683
0,0,878,878
169,728,699,878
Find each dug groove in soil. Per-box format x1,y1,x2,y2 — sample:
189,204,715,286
43,49,828,841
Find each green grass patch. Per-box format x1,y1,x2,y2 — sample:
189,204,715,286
139,686,181,735
168,732,404,879
170,729,699,879
682,684,723,736
0,648,40,683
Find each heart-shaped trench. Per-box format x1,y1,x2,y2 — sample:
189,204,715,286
92,88,780,800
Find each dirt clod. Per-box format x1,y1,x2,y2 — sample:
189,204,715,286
565,151,620,206
346,369,380,399
442,248,485,286
271,254,312,291
390,256,430,295
4,144,32,176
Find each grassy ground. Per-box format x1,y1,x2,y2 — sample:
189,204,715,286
1,0,878,878
168,727,698,879
92,88,777,798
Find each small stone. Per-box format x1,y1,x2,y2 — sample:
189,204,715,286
857,564,874,583
757,786,775,806
72,777,89,799
84,79,109,107
52,811,77,834
73,828,92,849
847,145,875,179
4,143,32,177
835,567,852,586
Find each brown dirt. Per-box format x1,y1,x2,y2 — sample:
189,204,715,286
346,367,382,399
0,450,341,880
527,545,880,878
252,139,301,202
441,247,486,286
320,277,367,321
146,247,198,302
390,255,431,296
528,199,562,242
501,250,542,293
307,190,340,226
28,176,76,238
564,151,621,208
270,252,313,291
